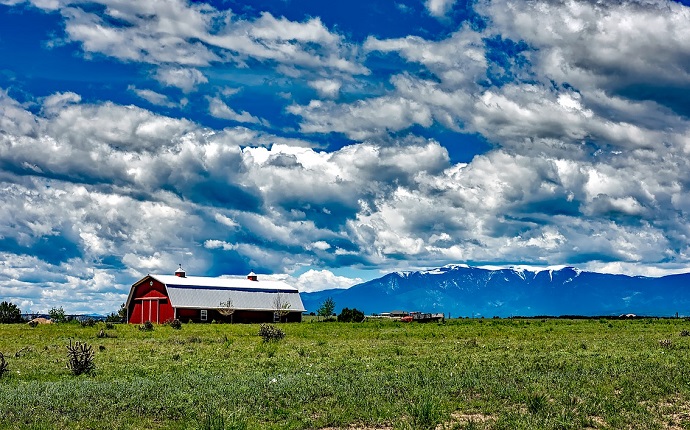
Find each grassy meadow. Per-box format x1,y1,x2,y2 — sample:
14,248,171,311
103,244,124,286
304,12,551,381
1,318,690,429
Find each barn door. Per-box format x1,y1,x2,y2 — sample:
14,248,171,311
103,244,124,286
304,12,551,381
141,299,159,323
151,299,159,323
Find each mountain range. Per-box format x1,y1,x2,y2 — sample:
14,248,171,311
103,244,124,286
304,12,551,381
300,265,690,318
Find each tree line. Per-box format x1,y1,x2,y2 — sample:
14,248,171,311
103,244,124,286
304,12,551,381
0,301,127,324
315,297,365,323
1,298,366,324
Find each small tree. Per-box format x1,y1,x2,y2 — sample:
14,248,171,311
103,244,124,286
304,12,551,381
218,298,236,323
117,302,127,320
106,303,128,323
273,293,291,323
0,301,22,324
317,297,335,321
49,307,67,323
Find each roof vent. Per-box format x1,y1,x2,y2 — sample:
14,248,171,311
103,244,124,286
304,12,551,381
175,264,186,278
247,271,258,281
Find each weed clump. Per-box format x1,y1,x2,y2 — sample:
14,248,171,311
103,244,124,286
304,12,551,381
527,393,548,414
258,324,285,342
0,352,8,378
407,392,442,430
168,318,182,330
659,339,673,348
199,410,247,430
680,330,689,337
97,329,116,339
66,340,95,376
139,321,154,331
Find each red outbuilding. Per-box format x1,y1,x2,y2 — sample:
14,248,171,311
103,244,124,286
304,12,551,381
126,266,305,324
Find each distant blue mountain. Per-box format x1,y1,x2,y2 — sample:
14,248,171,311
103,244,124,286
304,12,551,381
301,265,690,317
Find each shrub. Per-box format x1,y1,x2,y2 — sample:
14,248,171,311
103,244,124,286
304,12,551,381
258,323,285,342
66,340,95,376
337,307,365,323
14,347,29,358
105,322,115,330
80,318,96,327
0,301,22,324
168,318,182,330
680,330,690,337
659,339,673,348
139,321,154,331
0,352,8,378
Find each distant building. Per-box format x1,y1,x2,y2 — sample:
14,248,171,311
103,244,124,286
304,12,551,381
389,310,409,317
125,266,305,324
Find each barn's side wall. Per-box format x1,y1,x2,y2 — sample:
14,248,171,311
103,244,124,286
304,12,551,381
128,278,174,324
174,308,303,324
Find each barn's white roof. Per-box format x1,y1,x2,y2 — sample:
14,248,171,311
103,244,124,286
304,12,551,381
166,288,305,312
151,274,299,292
131,274,305,312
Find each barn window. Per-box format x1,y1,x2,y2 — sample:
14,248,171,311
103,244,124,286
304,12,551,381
200,309,207,321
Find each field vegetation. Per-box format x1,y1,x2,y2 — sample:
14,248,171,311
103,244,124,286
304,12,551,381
1,318,690,429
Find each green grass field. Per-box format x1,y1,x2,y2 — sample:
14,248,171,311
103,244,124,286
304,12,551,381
1,318,690,429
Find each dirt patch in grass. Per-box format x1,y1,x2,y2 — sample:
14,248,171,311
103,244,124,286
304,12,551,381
652,398,690,429
319,426,393,430
441,412,496,428
583,415,607,429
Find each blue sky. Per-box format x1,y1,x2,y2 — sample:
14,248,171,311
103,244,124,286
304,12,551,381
2,0,690,313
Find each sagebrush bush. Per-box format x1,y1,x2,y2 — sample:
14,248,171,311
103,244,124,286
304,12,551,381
258,324,285,342
139,321,154,331
66,340,95,376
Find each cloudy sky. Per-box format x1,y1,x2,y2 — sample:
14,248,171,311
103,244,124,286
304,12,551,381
2,0,690,313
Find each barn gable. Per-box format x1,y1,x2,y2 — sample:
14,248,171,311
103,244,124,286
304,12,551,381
126,276,175,324
126,270,305,324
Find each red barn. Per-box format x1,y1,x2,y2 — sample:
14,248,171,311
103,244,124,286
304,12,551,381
125,267,305,324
